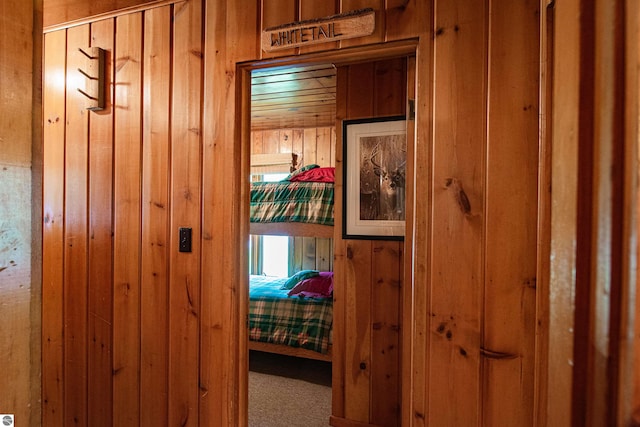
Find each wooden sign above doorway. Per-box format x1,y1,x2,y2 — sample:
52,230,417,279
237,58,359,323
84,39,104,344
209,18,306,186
261,8,375,52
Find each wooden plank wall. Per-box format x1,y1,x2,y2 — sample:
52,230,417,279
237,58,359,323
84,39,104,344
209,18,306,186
0,0,41,426
40,1,543,427
332,58,406,427
44,0,163,28
42,2,209,425
548,0,640,425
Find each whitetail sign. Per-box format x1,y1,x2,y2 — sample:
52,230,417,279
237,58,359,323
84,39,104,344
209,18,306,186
261,8,375,52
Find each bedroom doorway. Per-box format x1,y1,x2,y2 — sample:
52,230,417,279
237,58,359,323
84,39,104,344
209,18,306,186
247,62,336,426
238,40,418,427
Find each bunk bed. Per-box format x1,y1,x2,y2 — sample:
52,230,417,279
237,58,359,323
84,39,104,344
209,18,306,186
249,164,335,238
248,272,333,362
249,163,335,361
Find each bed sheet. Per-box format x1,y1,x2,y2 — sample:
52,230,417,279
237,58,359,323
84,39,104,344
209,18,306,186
249,274,333,354
250,181,334,226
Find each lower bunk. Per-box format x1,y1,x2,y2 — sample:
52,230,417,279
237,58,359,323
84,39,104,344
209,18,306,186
249,273,333,363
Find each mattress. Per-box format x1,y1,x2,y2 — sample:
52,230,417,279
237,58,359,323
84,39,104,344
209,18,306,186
250,181,334,226
248,274,333,354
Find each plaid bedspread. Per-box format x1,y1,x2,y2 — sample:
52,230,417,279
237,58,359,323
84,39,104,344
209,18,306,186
249,275,333,354
250,181,334,226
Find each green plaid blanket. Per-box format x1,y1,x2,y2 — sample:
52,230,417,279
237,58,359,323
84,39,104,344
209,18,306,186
249,275,333,354
250,181,334,226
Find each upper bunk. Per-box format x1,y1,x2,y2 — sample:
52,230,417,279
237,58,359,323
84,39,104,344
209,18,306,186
250,155,335,238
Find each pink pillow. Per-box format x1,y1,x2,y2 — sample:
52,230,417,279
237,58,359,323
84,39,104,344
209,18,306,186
287,271,333,297
288,167,335,183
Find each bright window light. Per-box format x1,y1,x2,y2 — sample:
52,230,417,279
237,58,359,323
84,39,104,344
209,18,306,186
262,172,288,182
262,235,289,277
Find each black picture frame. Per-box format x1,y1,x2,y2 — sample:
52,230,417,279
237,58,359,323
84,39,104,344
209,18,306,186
342,116,406,240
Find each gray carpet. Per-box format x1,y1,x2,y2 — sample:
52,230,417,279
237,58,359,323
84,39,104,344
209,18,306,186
249,351,332,427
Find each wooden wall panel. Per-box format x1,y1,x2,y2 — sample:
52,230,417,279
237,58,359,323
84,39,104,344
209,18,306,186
339,0,384,48
370,242,402,426
42,29,67,427
625,1,640,423
402,54,419,427
483,0,539,424
113,12,143,426
140,6,171,426
332,61,348,421
87,18,115,427
299,0,338,53
0,0,35,165
251,126,334,167
201,0,259,425
344,239,374,421
169,1,202,425
63,24,90,427
428,0,486,424
261,0,298,57
334,58,406,427
39,2,548,427
0,3,41,422
44,0,162,28
303,128,318,166
547,0,580,423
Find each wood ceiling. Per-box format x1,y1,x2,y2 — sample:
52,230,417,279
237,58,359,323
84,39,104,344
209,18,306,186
251,63,337,131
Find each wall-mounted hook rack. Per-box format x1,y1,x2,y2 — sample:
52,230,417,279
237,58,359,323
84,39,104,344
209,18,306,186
77,47,105,111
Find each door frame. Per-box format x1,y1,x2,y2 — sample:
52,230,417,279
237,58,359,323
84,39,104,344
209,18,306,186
234,38,419,427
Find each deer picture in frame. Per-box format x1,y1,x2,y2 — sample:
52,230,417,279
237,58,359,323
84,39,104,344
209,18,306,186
343,116,406,240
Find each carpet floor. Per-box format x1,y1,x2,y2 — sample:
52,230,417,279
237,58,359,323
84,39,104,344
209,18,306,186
249,351,332,427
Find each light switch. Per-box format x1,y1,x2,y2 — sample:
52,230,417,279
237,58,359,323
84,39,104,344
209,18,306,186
179,227,192,253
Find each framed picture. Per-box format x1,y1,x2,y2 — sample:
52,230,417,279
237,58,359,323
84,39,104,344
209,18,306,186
342,116,406,240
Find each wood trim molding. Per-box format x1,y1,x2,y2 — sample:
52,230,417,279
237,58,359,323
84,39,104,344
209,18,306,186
329,416,383,427
43,0,181,33
237,38,419,72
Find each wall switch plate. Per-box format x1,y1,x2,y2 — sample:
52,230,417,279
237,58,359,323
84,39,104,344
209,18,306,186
1,414,15,426
179,227,192,253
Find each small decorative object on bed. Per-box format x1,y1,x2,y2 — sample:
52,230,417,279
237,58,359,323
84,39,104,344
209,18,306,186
249,272,333,361
249,164,335,238
343,116,406,240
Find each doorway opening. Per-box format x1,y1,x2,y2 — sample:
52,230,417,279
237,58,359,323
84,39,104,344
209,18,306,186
247,62,336,427
237,40,418,427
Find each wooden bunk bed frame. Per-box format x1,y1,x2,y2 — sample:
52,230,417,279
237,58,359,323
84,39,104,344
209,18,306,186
249,340,332,362
249,221,333,239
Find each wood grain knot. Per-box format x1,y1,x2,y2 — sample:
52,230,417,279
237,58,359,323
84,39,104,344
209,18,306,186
445,178,471,214
480,347,517,360
346,245,353,259
359,362,367,370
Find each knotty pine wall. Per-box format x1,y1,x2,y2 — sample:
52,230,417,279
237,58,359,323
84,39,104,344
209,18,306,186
0,0,42,426
331,58,406,427
43,3,210,426
41,1,541,427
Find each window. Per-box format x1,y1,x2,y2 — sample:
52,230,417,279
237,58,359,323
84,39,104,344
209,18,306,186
260,235,289,277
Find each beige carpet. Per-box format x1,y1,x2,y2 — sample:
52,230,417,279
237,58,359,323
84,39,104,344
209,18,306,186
249,371,331,426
